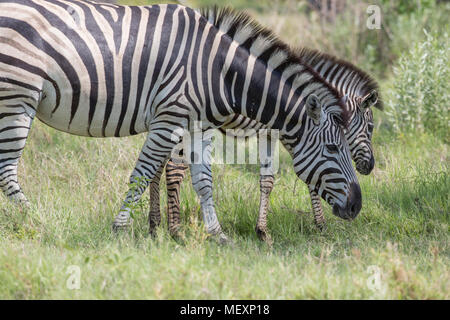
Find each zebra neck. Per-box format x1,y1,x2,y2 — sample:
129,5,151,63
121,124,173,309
221,44,304,135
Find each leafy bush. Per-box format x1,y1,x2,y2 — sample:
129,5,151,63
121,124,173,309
387,31,449,142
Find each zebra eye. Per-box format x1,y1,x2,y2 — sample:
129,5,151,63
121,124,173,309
325,144,339,154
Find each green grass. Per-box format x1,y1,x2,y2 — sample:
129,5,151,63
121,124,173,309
0,117,448,299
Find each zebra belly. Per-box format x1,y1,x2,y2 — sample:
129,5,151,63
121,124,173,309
35,93,150,138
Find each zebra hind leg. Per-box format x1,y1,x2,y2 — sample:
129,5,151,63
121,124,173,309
148,163,164,236
308,188,326,231
0,102,35,208
165,160,188,237
255,174,274,245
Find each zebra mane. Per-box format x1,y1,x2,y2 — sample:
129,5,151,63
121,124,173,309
296,47,383,110
199,6,351,127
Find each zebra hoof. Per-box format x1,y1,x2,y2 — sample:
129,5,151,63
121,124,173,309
149,223,163,238
112,212,133,232
255,226,273,246
21,200,31,209
315,221,327,232
210,232,232,246
17,200,31,213
169,225,182,239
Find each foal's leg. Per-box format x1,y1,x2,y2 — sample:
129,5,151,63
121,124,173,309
308,187,326,231
255,134,276,243
255,174,275,244
148,163,164,235
147,159,189,236
165,160,188,236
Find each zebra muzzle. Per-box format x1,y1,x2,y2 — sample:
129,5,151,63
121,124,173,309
356,155,375,175
332,182,362,220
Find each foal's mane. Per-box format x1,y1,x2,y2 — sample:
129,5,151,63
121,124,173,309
296,47,383,110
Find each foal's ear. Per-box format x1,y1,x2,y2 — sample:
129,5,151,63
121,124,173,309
361,90,378,109
305,94,322,125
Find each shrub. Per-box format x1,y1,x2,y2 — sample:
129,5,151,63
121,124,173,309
387,31,449,142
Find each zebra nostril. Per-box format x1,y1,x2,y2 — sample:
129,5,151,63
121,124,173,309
349,182,362,218
351,204,357,216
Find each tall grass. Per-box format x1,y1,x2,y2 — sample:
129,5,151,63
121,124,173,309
115,0,447,79
387,31,449,141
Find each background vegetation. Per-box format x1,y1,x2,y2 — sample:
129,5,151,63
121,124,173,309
0,0,448,299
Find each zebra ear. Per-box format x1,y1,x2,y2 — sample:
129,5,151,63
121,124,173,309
305,94,322,125
361,90,378,109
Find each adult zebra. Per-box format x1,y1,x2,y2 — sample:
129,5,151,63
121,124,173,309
0,0,361,242
155,46,382,241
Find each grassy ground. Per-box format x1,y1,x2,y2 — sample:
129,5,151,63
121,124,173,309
0,113,448,299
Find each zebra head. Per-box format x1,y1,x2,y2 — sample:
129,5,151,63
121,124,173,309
291,94,362,220
345,90,378,175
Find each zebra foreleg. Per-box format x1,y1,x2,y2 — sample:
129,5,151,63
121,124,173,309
190,162,229,244
0,104,34,208
189,137,229,244
255,174,274,244
308,188,326,231
113,123,183,231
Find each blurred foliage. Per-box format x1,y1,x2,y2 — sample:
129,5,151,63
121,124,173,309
386,31,449,142
117,0,449,79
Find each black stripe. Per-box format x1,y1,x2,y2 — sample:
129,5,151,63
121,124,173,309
115,6,142,137
129,6,160,135
0,53,59,107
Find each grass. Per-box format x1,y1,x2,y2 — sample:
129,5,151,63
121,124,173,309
0,115,448,299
